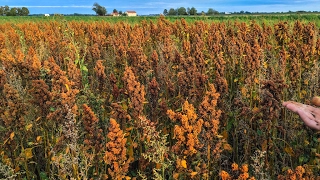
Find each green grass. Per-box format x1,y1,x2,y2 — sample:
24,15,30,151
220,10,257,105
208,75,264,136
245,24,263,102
1,13,320,25
0,15,158,24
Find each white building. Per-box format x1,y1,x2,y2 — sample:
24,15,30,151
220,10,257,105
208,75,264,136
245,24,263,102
126,11,137,16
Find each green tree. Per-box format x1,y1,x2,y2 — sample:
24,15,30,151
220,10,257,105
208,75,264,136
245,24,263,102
7,7,17,16
20,7,30,16
188,7,197,15
0,6,4,16
113,9,118,13
167,8,177,15
207,8,218,15
177,7,187,15
17,7,22,15
16,7,29,16
1,6,29,16
163,9,168,16
92,3,107,16
3,5,9,15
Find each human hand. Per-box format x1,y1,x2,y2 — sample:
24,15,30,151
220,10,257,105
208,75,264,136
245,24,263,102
283,100,320,131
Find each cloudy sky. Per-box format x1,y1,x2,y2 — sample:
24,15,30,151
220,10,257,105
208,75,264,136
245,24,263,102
2,0,320,15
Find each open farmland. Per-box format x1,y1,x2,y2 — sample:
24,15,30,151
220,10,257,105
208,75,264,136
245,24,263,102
0,15,319,179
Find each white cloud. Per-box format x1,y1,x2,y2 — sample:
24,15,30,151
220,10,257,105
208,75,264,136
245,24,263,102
14,5,92,8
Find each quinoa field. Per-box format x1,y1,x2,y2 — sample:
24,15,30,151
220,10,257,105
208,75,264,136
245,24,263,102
0,15,320,179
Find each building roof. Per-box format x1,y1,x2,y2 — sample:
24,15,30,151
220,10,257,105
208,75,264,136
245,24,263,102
126,11,136,13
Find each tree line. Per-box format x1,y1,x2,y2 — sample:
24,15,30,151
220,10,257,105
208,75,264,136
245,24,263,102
91,3,219,16
162,7,320,16
92,3,128,16
163,7,219,16
0,5,30,16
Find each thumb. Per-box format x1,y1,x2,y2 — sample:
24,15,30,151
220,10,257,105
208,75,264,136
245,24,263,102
311,96,320,107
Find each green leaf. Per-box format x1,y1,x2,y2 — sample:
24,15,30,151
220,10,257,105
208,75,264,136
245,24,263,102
227,118,234,131
81,65,88,72
257,129,263,136
298,155,308,164
0,125,6,132
40,172,49,180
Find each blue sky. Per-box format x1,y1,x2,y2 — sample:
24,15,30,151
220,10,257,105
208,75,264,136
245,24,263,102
2,0,320,15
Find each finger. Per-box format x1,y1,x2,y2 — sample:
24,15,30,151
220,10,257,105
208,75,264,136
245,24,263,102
283,101,298,106
303,105,320,124
282,101,290,106
298,109,315,121
296,109,320,129
284,102,318,117
304,105,320,114
283,101,320,130
283,101,306,109
314,116,320,125
284,102,304,113
311,96,320,107
303,120,320,130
